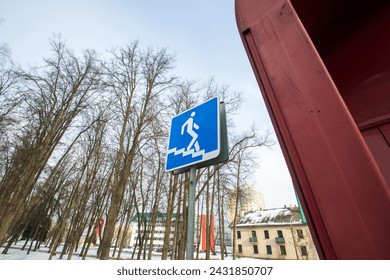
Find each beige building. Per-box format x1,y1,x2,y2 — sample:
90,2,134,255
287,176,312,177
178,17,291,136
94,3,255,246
233,207,318,260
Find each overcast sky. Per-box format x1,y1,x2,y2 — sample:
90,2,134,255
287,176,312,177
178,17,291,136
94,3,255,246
0,0,297,208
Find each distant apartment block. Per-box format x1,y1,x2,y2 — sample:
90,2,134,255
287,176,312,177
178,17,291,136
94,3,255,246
228,185,265,223
129,213,178,250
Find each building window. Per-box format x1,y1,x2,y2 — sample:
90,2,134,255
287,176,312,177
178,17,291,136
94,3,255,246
264,230,269,239
251,230,257,237
280,245,287,255
297,229,304,239
238,244,243,253
300,246,308,256
266,245,272,255
237,231,241,239
277,230,283,237
253,245,259,254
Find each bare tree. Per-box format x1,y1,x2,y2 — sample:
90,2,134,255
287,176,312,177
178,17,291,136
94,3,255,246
0,43,19,118
0,35,276,262
99,42,175,259
0,43,19,178
0,36,104,246
228,126,273,259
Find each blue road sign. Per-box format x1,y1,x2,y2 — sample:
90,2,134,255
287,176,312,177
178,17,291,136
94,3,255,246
165,97,220,172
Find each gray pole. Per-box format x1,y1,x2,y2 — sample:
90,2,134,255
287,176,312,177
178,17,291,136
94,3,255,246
185,166,196,260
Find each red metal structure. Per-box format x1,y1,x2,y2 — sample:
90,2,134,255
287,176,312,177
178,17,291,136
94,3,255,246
200,214,215,252
235,0,390,259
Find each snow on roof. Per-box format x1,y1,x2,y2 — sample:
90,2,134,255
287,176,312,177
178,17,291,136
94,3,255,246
236,207,302,227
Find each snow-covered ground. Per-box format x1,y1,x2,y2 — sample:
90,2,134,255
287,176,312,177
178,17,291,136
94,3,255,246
0,242,384,280
0,241,234,260
0,242,96,260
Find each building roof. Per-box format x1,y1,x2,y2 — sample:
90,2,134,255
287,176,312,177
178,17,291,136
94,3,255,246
235,207,302,227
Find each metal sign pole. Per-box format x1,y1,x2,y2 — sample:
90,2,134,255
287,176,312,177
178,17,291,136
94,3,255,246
185,166,196,260
165,97,228,259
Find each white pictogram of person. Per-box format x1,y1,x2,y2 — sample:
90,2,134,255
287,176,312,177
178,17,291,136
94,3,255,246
181,111,200,152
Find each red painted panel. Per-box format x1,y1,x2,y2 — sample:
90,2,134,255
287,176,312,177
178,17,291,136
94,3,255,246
362,127,390,186
380,123,390,144
236,0,390,259
318,3,390,98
